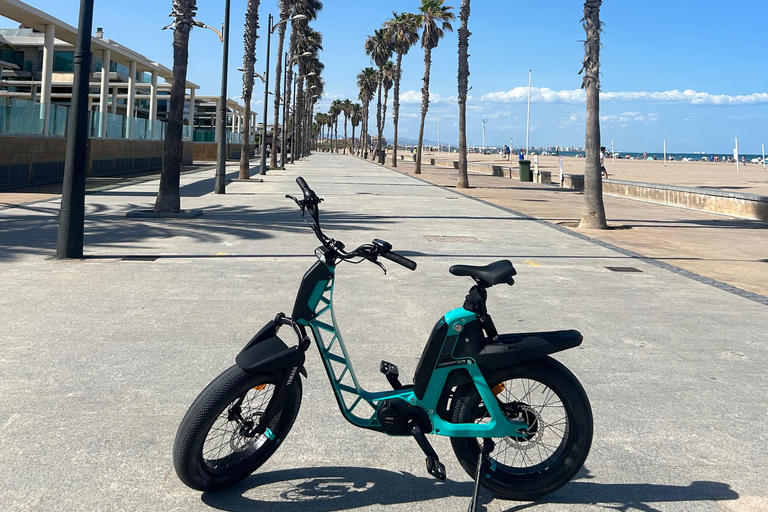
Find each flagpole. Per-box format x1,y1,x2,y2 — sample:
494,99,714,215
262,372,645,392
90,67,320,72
525,69,531,154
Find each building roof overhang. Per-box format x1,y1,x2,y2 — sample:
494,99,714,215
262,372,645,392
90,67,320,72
0,0,199,90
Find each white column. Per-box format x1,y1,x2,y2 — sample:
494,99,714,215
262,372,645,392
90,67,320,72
40,24,55,134
214,98,222,144
149,71,158,139
111,87,118,114
126,61,137,138
98,48,111,137
188,88,196,141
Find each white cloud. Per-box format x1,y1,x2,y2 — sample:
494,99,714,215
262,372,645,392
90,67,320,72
482,87,584,103
480,87,768,105
600,112,659,125
399,90,462,104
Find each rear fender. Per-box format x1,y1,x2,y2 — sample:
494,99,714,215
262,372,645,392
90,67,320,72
476,329,583,378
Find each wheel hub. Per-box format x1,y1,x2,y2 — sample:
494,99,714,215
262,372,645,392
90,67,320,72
503,403,542,450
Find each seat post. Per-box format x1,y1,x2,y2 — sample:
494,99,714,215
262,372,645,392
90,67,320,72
463,283,499,342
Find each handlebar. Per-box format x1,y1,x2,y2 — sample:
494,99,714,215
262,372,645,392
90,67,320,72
381,251,417,271
289,177,416,272
296,176,314,201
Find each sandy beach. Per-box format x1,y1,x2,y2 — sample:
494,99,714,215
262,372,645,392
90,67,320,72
418,151,768,195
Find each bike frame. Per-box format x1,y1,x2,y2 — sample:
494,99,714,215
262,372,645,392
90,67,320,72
296,263,528,439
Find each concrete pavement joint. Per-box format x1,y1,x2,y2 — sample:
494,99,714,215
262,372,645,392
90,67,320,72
367,156,768,307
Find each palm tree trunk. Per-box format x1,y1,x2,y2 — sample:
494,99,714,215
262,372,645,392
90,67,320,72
392,52,403,167
334,119,338,152
374,75,383,161
270,3,289,169
155,0,196,212
457,0,471,188
579,0,607,229
295,71,304,159
238,0,259,181
415,46,432,175
284,21,297,162
363,102,369,158
343,117,348,153
380,87,389,164
351,124,356,155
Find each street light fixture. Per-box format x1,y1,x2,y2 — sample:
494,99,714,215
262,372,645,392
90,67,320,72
255,13,307,176
190,2,231,194
191,19,224,42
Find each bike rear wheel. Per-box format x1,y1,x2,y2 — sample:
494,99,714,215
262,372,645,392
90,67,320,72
450,356,592,501
173,365,302,491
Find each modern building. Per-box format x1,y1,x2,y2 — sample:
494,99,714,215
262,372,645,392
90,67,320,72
0,0,256,190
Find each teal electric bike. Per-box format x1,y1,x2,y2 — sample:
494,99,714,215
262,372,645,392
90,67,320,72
173,178,593,506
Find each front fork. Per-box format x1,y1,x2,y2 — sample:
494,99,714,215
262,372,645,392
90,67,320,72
234,313,310,440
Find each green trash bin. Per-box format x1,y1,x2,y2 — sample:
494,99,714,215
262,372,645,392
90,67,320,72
519,160,532,182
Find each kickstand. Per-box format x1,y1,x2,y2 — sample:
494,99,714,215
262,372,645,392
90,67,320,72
468,439,495,512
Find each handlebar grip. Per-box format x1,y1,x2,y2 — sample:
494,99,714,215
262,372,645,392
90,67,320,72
296,177,313,200
382,251,417,271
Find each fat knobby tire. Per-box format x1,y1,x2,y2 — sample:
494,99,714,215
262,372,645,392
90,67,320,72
173,365,302,491
450,356,593,501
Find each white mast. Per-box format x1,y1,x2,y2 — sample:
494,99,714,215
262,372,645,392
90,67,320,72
525,69,532,154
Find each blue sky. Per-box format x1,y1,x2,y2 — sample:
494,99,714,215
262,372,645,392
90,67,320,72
3,0,767,153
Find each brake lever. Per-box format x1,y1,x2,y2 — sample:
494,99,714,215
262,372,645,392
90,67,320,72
372,258,387,275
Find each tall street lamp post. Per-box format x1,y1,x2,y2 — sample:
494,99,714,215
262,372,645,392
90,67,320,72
258,14,306,176
57,0,94,258
215,0,231,194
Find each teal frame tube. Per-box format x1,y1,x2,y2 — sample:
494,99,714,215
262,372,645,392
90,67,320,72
298,264,527,438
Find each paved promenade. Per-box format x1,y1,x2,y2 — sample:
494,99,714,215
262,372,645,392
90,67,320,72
381,155,768,298
1,154,766,511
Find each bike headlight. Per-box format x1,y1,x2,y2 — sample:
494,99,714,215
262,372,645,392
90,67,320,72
315,247,327,263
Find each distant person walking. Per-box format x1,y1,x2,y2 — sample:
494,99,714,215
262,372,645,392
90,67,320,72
519,148,525,161
600,146,608,178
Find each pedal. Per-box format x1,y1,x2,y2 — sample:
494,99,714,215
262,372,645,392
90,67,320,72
380,360,403,390
408,419,446,481
426,456,446,481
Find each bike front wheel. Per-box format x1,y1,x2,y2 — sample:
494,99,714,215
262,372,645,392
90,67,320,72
450,356,593,501
173,365,302,492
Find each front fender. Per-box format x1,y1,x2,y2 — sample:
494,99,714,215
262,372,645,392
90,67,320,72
236,320,306,374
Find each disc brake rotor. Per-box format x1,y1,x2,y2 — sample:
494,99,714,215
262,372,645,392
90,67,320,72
503,404,542,451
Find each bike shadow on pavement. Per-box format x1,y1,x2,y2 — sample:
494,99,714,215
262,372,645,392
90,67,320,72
200,465,739,512
499,468,739,512
201,465,491,512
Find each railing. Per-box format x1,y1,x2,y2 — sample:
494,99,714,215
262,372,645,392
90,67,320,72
0,97,193,141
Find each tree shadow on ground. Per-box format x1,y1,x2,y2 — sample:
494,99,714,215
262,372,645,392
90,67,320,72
200,466,738,512
0,202,390,262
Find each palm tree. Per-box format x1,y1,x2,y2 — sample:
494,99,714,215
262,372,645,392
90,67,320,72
356,67,377,158
155,0,197,213
329,99,342,152
364,28,393,163
315,112,325,145
456,0,470,188
380,60,395,159
285,0,323,162
239,0,260,180
413,0,454,174
325,112,333,147
350,103,362,154
578,0,607,229
342,99,353,153
294,25,323,159
270,0,291,169
383,11,420,167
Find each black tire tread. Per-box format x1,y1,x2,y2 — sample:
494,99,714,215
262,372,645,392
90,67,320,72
173,365,301,491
